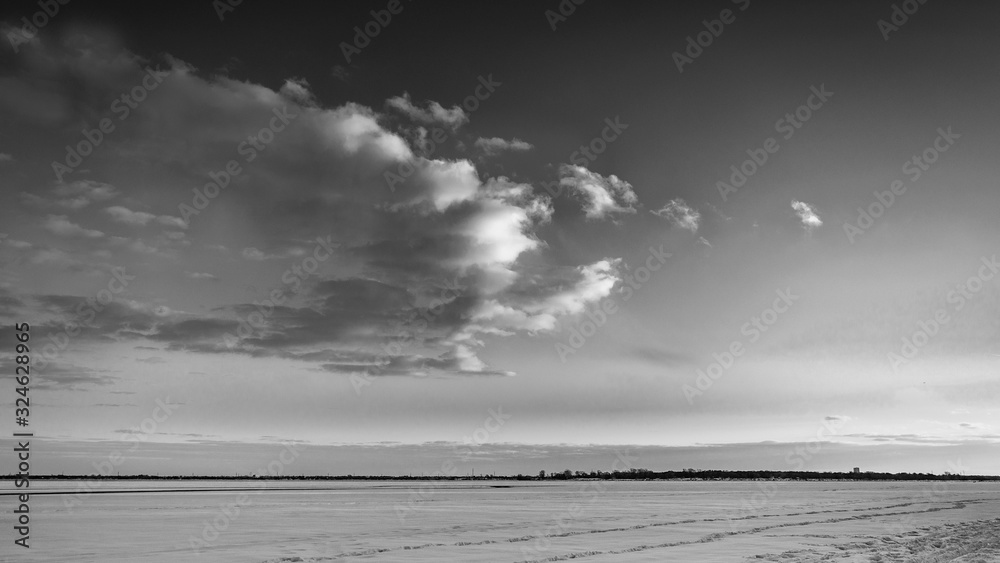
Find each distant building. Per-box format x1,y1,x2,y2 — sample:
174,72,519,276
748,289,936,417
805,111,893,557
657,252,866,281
853,467,860,474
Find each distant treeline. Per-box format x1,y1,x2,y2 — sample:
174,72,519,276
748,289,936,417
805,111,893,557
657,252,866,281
9,469,1000,481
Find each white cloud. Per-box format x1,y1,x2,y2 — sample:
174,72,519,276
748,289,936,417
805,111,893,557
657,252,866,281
651,198,701,232
559,164,638,220
242,247,268,261
279,78,315,106
469,259,622,334
319,103,413,163
53,180,118,206
106,206,156,226
2,237,32,248
386,93,468,130
29,248,77,266
21,180,119,210
408,159,481,212
791,200,823,232
475,137,534,155
156,215,188,230
2,35,633,378
105,206,188,229
42,215,104,238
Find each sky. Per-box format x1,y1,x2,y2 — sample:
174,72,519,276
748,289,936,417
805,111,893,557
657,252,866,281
1,0,999,476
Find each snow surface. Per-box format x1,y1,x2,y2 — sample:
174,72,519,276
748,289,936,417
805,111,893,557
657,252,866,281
3,480,1000,562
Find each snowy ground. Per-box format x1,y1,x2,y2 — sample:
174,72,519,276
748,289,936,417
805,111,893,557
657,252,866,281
3,480,1000,562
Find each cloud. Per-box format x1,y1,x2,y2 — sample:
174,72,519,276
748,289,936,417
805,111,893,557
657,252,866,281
474,137,534,156
104,206,188,230
42,215,104,238
278,78,315,106
0,153,12,162
791,200,823,232
0,33,637,377
467,259,622,334
53,180,118,208
386,92,468,130
105,206,155,226
157,216,188,230
22,180,119,210
241,247,290,261
651,198,701,232
558,164,638,220
2,236,31,249
0,358,117,389
0,288,24,317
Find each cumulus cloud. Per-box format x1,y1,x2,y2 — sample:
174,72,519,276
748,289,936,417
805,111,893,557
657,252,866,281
791,200,823,232
0,32,631,377
474,137,533,156
42,215,104,238
559,164,638,220
651,198,701,232
386,92,468,130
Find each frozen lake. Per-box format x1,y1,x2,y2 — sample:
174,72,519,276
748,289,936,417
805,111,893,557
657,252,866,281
4,480,1000,562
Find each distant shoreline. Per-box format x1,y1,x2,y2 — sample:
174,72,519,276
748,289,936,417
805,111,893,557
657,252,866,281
6,470,1000,481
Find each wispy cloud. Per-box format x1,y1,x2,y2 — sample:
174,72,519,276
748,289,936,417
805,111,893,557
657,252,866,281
651,198,701,232
42,215,104,238
475,136,533,155
386,92,468,130
559,164,638,220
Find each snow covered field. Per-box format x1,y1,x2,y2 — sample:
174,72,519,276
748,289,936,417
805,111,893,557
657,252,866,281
4,480,1000,562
